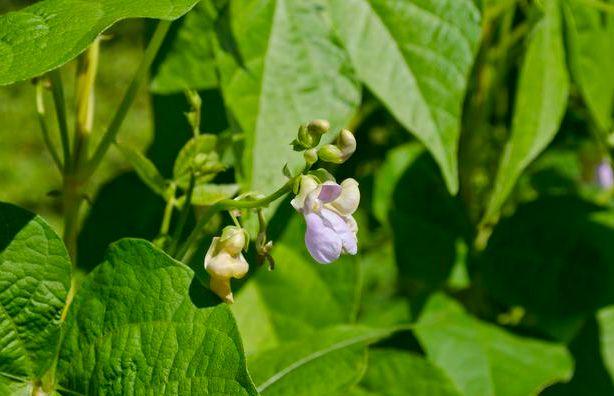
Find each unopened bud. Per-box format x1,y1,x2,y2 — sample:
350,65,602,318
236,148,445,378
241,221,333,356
307,119,330,136
337,129,356,160
304,148,318,166
317,144,345,164
219,226,246,255
204,226,249,303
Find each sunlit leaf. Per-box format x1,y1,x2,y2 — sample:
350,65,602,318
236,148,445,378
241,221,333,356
485,0,569,221
116,143,170,198
329,0,482,193
0,0,200,85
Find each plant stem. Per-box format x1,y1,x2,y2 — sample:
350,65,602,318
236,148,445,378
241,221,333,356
35,81,62,171
49,69,71,172
62,175,82,262
82,20,171,181
160,184,177,236
176,180,294,262
169,174,196,256
73,37,100,170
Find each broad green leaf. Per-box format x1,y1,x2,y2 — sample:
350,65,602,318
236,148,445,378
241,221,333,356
415,294,574,396
232,216,360,355
598,306,614,382
190,183,239,206
57,239,257,395
249,325,394,396
0,0,200,85
116,143,170,198
151,1,220,93
329,0,482,193
354,349,461,396
0,202,71,387
563,0,614,132
485,1,569,221
213,0,361,195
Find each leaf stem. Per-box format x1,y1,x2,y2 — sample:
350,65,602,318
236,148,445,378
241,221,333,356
35,80,62,172
82,20,171,181
49,69,72,172
169,173,196,256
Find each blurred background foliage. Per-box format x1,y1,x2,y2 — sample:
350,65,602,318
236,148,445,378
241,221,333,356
1,0,614,394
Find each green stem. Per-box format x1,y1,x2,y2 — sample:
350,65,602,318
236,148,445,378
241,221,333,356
176,180,294,262
160,185,177,236
169,174,196,256
49,69,71,172
35,81,62,172
82,20,171,181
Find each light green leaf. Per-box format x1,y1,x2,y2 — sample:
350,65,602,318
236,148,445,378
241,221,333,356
485,1,569,221
116,143,170,198
355,349,461,396
151,1,220,93
415,294,574,396
563,0,614,132
0,0,200,85
329,0,481,193
213,0,361,195
190,183,239,206
0,202,71,387
57,239,257,395
232,216,360,355
598,306,614,382
249,325,394,396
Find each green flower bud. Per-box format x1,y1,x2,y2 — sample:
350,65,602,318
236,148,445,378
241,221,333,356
304,148,318,166
317,144,345,164
307,119,330,136
336,129,356,160
292,120,331,151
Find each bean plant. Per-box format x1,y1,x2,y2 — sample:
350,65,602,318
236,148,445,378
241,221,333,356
1,0,614,395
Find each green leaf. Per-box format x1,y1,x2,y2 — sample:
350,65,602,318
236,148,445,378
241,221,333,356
329,0,482,193
249,325,395,396
213,0,361,195
116,143,170,198
563,0,614,132
485,1,569,221
0,202,71,386
0,0,200,85
187,183,240,206
151,1,220,93
57,239,257,395
415,294,574,396
598,306,614,382
354,349,461,396
232,216,360,355
173,134,224,187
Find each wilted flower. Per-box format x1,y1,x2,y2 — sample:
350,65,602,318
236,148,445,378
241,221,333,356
596,159,614,190
291,176,359,264
204,226,249,303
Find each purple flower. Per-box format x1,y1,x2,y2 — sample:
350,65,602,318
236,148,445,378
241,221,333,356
291,176,360,264
596,160,614,190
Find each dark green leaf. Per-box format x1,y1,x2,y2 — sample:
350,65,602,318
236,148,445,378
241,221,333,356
415,294,574,396
598,306,614,383
485,0,569,221
329,0,482,193
57,239,257,395
0,0,200,85
0,202,71,387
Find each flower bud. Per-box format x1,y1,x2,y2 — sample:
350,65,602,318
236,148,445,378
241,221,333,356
307,119,330,136
317,144,345,164
304,148,318,166
293,120,331,150
204,226,249,303
336,129,356,160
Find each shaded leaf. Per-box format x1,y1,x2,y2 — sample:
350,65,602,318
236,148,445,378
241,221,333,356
249,325,394,396
0,202,71,387
485,0,569,221
415,294,574,396
598,306,614,382
173,134,224,187
57,239,257,395
330,0,482,193
0,0,200,85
